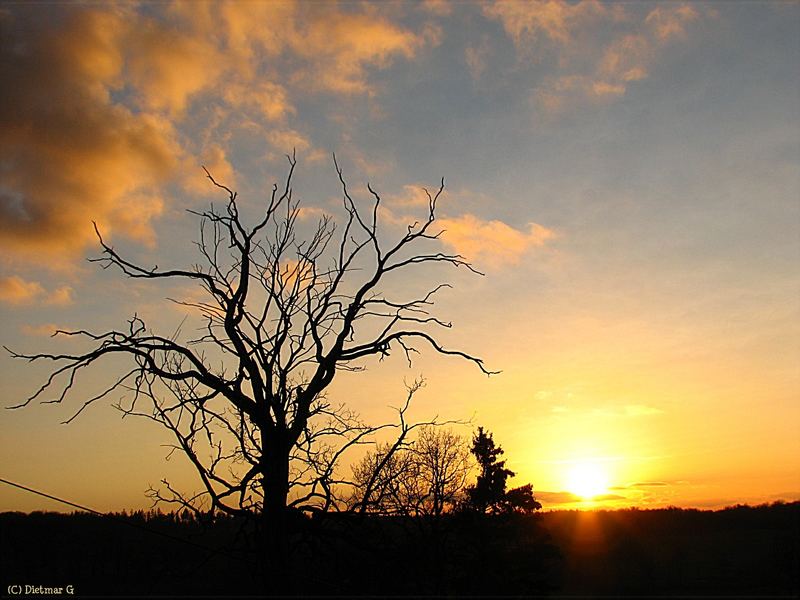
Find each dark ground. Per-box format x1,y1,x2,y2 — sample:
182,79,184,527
1,502,798,597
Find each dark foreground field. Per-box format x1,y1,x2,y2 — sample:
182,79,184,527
1,502,798,597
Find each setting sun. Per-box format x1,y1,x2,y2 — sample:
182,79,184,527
566,462,610,500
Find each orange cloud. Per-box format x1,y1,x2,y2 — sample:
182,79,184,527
0,276,45,305
597,34,652,83
21,323,61,337
222,81,295,123
183,144,237,197
286,7,429,94
0,276,75,306
296,206,329,221
170,1,430,96
45,286,75,306
0,7,181,262
0,3,430,267
437,214,556,268
125,19,226,115
645,4,699,41
387,185,441,208
267,129,313,154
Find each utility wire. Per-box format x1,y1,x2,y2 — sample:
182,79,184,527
1,476,104,515
0,476,257,567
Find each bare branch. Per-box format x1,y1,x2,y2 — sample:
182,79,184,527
11,156,496,531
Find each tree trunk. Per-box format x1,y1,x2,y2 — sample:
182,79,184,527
259,450,291,594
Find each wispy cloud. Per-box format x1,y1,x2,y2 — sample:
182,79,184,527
538,4,701,115
0,276,45,305
623,404,664,418
21,323,61,337
484,1,704,116
437,214,556,269
0,276,73,306
465,36,491,81
419,0,453,17
44,286,75,306
171,1,435,96
536,490,584,504
549,402,665,419
483,0,610,48
386,184,442,208
629,481,670,488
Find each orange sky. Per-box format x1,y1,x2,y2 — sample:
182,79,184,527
1,1,798,513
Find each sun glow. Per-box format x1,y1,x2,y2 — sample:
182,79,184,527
566,461,610,500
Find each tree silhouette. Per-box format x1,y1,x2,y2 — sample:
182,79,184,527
351,424,472,517
465,427,541,515
503,483,542,514
7,153,494,585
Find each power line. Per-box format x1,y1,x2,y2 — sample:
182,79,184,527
0,476,257,567
0,476,105,516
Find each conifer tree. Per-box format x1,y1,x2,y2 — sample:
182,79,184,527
465,427,541,514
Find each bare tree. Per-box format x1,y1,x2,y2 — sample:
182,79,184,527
7,153,493,582
352,425,472,518
416,426,472,517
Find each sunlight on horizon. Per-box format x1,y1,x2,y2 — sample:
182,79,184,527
565,461,611,500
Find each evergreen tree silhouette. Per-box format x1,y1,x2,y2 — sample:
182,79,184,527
465,427,542,514
466,427,515,513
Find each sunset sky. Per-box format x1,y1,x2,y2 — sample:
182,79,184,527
1,1,798,513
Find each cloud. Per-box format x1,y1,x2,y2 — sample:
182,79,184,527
267,129,313,155
0,3,432,266
21,323,60,337
386,185,441,209
628,481,669,488
286,7,431,95
222,80,295,123
645,4,699,42
0,7,181,262
593,493,627,502
0,276,75,306
183,144,237,196
179,1,432,96
584,404,665,419
45,285,75,306
623,404,664,417
536,490,584,504
547,401,664,421
296,206,329,221
537,489,628,506
465,36,491,81
0,276,45,305
599,33,652,77
437,214,556,268
484,1,704,115
125,17,226,115
484,0,609,48
420,0,453,17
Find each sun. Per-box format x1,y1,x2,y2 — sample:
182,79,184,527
566,461,609,500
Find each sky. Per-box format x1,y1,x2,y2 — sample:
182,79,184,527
0,0,798,513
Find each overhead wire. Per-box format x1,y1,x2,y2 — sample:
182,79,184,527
0,476,257,568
